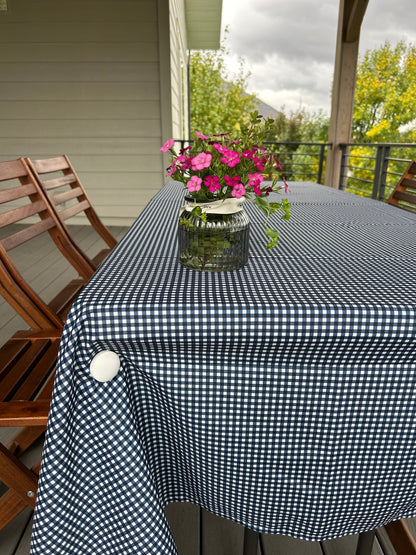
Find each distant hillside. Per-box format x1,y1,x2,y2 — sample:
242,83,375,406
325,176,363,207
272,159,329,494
254,99,281,120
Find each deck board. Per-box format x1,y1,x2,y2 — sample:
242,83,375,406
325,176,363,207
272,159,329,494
0,225,413,554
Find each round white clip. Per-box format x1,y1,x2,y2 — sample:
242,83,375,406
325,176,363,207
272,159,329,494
90,350,120,382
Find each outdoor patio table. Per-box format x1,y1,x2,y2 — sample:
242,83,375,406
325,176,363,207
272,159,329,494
31,181,416,554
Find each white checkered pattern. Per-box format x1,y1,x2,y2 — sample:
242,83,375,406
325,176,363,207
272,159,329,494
31,181,416,554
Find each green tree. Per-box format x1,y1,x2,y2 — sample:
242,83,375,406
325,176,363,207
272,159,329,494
353,41,416,143
190,33,256,136
345,41,416,196
262,108,329,181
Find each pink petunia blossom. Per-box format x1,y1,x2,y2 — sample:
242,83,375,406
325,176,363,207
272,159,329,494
242,150,254,159
247,172,264,195
274,156,282,171
283,176,291,193
213,143,228,155
166,164,177,177
253,156,265,172
205,175,221,192
191,152,212,171
231,183,246,199
221,150,240,168
195,131,210,140
247,172,264,185
224,175,241,188
160,139,175,152
181,159,192,171
187,175,202,193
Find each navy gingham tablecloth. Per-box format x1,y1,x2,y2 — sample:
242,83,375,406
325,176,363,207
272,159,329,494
31,181,416,554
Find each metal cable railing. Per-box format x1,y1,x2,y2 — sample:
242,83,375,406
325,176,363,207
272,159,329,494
174,139,416,200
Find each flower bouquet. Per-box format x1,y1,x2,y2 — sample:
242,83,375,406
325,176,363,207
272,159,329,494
161,111,291,271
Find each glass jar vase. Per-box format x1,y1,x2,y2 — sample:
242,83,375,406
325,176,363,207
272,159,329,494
178,197,250,271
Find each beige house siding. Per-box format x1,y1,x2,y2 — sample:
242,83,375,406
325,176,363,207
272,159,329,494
169,0,188,142
0,0,170,225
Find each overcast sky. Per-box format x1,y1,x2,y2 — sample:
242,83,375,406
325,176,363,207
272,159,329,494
221,0,416,115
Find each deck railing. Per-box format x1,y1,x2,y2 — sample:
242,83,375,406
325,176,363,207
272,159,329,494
174,140,416,200
174,140,331,185
339,143,416,200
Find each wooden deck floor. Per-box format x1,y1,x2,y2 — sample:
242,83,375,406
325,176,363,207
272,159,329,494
0,225,414,554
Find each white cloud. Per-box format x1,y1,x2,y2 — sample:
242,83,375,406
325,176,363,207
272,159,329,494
221,0,416,115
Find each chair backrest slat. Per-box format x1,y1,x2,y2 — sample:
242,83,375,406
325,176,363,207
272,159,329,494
60,200,91,221
393,190,416,206
0,158,94,330
387,160,416,213
11,340,59,401
0,199,48,229
1,218,55,251
401,178,416,191
0,160,28,181
42,174,78,190
0,253,61,330
29,156,70,173
26,156,118,266
50,186,83,206
0,339,51,401
0,183,38,203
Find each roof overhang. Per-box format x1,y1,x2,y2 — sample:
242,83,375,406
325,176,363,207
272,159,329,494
185,0,223,50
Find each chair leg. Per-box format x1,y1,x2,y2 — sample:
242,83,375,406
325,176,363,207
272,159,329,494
0,489,28,531
199,506,203,555
0,443,38,509
355,529,376,555
384,520,416,554
243,527,259,555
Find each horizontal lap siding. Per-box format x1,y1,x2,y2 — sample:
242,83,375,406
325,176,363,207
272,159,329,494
0,0,165,225
169,0,188,141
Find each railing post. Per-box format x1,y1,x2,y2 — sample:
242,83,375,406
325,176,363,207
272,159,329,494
372,145,391,200
338,144,347,190
379,145,390,200
372,146,383,200
317,144,326,184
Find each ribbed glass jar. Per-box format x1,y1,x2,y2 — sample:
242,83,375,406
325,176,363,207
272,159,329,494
178,197,250,272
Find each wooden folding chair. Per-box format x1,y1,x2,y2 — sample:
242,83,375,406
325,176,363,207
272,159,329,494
0,158,96,530
387,160,416,213
26,155,118,269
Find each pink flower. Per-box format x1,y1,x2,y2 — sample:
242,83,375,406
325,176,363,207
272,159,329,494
242,150,254,159
166,164,176,177
204,175,221,192
283,176,291,193
221,150,240,168
247,172,264,185
187,175,202,192
274,156,282,171
195,131,210,140
191,152,212,171
213,143,228,155
253,156,265,171
224,175,241,188
177,154,192,171
160,139,174,152
247,172,264,195
231,183,246,199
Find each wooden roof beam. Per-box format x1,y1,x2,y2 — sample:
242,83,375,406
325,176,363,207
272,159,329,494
344,0,370,42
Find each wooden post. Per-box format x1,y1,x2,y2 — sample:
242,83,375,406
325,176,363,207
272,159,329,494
325,0,369,189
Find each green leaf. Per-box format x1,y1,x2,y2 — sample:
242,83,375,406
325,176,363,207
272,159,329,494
179,216,194,228
255,196,271,217
265,227,280,249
